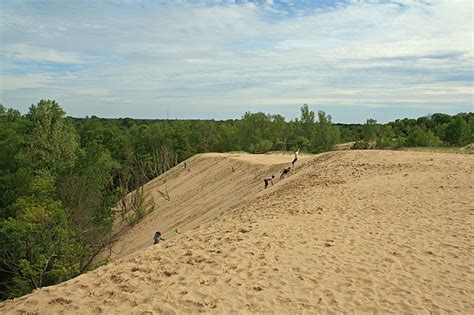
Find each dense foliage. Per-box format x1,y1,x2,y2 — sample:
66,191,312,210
0,100,472,300
347,113,474,149
0,101,120,300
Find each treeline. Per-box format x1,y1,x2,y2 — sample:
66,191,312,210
69,104,341,160
0,100,472,300
346,113,474,149
70,105,474,158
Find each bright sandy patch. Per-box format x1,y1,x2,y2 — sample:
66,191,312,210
1,150,473,313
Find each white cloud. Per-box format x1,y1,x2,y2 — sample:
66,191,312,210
2,44,87,64
0,0,472,121
0,73,51,90
74,88,111,96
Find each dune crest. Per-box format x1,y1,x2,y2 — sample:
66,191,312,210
1,150,473,313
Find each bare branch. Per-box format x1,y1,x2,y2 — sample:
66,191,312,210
157,185,170,201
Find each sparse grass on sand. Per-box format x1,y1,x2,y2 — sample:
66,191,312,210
398,145,473,154
333,141,474,155
227,150,315,156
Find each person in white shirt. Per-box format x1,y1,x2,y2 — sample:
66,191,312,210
292,148,300,166
263,175,275,189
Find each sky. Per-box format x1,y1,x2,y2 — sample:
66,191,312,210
0,0,473,123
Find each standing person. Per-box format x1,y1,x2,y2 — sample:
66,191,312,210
263,175,275,189
292,148,300,166
280,166,291,179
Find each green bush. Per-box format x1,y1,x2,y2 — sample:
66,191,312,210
406,126,441,147
352,141,371,149
252,139,273,153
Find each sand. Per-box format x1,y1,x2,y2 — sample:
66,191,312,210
1,150,473,313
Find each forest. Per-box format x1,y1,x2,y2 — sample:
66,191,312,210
0,99,472,300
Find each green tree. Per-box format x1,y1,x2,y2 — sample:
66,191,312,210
467,114,474,144
22,100,78,176
0,173,82,299
300,104,315,141
269,114,288,151
0,107,27,214
362,119,379,141
444,115,470,146
57,143,119,271
406,126,441,147
431,113,452,125
239,112,273,153
376,125,395,148
311,111,340,153
78,117,127,161
195,120,217,152
214,122,240,152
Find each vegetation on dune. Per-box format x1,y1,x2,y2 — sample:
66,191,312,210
0,100,472,300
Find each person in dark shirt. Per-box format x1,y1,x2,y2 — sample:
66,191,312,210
280,166,291,179
154,231,165,244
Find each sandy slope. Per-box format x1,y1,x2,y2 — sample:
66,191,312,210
107,152,297,261
1,150,473,313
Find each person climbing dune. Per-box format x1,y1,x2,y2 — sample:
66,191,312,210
154,231,165,244
280,166,291,179
292,148,300,166
263,175,275,189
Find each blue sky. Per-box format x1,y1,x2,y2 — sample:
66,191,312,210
0,0,472,123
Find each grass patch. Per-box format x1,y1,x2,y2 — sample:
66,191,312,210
397,146,473,154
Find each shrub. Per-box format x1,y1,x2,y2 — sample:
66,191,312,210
352,141,371,149
406,126,441,147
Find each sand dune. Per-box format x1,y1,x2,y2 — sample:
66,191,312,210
1,150,473,313
107,152,299,261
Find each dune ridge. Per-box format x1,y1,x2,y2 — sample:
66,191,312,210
1,150,473,313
